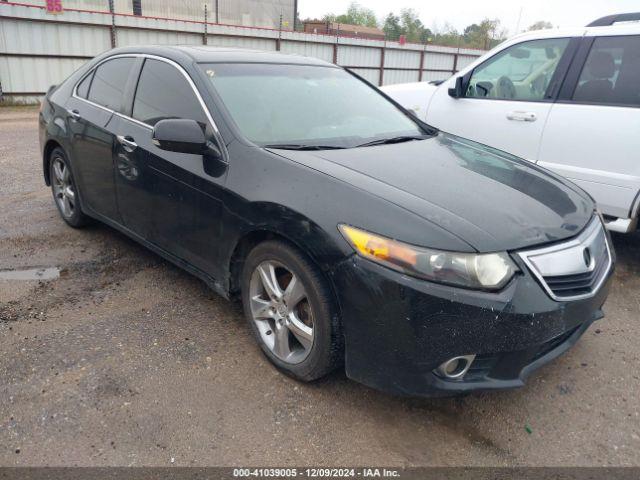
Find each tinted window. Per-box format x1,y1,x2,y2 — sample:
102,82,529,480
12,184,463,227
466,38,570,101
200,63,423,148
573,36,640,106
87,57,135,112
76,71,93,99
133,59,206,126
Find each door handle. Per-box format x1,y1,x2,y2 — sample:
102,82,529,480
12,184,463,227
506,111,537,122
67,108,81,121
117,135,138,152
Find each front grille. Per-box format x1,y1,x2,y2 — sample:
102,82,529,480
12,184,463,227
543,250,610,298
518,217,612,301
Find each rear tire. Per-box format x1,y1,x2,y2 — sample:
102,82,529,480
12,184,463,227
240,240,342,381
49,147,90,228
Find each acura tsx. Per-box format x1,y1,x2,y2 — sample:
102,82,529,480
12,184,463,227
39,46,614,396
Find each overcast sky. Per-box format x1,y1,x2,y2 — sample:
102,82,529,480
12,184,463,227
298,0,640,35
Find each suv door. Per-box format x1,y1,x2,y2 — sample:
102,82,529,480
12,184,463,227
538,35,640,223
64,56,137,220
427,37,576,161
112,57,228,277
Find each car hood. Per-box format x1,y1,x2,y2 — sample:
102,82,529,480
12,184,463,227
269,133,594,252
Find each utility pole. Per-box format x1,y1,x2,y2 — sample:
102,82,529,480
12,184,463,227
515,6,523,34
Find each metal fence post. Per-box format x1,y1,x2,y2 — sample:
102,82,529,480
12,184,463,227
276,13,282,51
293,0,298,31
203,4,208,45
333,24,340,64
108,0,116,48
453,38,461,74
379,39,386,86
418,43,426,82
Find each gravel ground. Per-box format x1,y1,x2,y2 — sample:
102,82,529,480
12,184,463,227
0,107,639,467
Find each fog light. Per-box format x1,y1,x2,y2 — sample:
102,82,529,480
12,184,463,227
434,355,476,380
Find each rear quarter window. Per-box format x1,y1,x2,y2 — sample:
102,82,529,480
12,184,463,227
75,71,93,99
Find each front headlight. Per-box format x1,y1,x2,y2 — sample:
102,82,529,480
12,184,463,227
339,224,518,290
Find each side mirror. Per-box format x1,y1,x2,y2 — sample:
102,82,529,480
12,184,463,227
448,76,465,98
152,118,206,155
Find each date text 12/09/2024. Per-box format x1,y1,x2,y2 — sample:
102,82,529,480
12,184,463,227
233,468,401,478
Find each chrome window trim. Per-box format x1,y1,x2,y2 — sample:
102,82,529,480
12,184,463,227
518,216,613,302
71,52,227,161
72,54,138,117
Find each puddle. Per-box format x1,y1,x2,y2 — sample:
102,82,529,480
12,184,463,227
0,267,60,281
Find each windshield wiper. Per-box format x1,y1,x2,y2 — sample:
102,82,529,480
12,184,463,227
355,135,428,148
263,144,346,151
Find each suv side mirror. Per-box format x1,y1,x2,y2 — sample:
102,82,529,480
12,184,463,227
152,118,206,155
448,76,465,98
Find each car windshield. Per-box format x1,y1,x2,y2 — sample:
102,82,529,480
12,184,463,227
199,63,427,149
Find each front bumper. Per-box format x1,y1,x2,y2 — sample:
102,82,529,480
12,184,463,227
331,254,613,397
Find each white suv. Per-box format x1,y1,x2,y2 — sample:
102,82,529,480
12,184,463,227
382,13,640,233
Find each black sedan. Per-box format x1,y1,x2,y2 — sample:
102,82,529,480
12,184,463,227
39,46,614,397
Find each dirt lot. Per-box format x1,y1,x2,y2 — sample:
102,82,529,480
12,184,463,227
0,107,639,467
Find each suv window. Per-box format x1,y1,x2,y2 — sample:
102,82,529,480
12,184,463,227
573,36,640,106
76,71,93,99
466,38,570,101
132,59,207,127
87,57,135,112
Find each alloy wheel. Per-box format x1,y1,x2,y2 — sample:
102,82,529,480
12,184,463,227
249,260,314,364
51,157,76,219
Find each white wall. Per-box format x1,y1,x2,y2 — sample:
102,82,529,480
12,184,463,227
0,3,484,103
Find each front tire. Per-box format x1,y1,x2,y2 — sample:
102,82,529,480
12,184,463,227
240,240,342,381
49,147,90,228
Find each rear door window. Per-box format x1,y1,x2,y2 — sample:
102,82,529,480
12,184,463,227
572,36,640,106
87,57,136,112
132,58,207,127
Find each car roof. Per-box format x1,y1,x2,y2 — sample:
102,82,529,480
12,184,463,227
503,20,640,43
104,45,336,67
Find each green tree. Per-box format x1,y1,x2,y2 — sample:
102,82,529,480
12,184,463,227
382,9,432,42
462,18,504,49
528,20,554,31
433,23,461,47
399,8,432,42
322,2,378,28
382,13,402,40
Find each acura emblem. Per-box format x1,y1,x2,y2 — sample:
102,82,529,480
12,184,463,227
583,247,592,268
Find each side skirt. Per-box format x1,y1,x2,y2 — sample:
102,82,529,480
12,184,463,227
82,206,229,300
